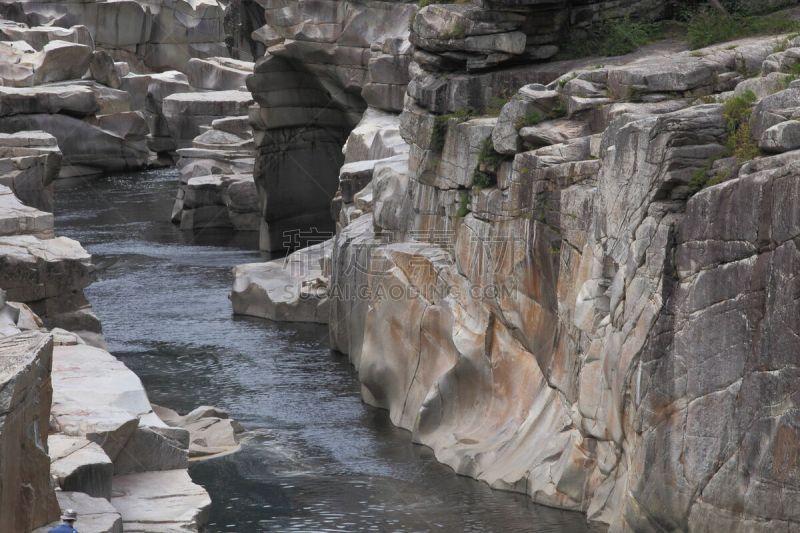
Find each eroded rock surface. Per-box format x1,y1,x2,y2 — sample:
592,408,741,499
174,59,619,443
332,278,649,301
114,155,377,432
235,4,800,529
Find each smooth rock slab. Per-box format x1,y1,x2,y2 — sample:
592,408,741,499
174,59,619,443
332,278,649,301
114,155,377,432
50,344,152,462
111,469,211,532
49,434,114,499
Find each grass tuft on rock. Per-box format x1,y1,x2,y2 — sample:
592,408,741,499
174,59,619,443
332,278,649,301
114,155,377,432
686,9,800,49
722,89,760,160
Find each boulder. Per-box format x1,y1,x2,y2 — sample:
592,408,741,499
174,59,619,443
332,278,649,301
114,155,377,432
0,112,150,177
89,49,121,89
759,119,800,153
0,184,54,238
185,56,253,90
48,435,113,499
162,90,254,148
0,130,60,211
0,85,99,116
153,404,243,459
232,240,332,323
111,469,211,532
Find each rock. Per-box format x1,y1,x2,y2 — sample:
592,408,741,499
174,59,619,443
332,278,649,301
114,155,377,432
33,491,122,533
492,85,559,154
0,85,99,117
759,119,800,153
0,39,92,87
50,343,153,462
0,131,61,211
48,435,113,499
162,90,254,148
0,332,59,530
0,184,54,238
0,21,94,50
0,111,150,177
153,404,243,459
173,173,258,232
89,49,121,89
0,234,93,304
111,469,211,532
186,56,254,90
520,119,591,147
232,240,332,323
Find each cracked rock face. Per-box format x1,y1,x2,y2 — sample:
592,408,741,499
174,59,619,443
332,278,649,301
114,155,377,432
307,22,800,532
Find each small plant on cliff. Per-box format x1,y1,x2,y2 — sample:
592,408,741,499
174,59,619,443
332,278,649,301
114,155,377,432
456,190,471,217
515,110,544,130
722,89,759,161
471,138,509,189
431,108,475,153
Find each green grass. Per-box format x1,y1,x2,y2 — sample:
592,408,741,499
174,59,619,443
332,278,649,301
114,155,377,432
471,138,510,189
431,108,475,153
515,111,544,130
558,17,662,59
687,9,800,50
722,90,759,160
456,190,470,217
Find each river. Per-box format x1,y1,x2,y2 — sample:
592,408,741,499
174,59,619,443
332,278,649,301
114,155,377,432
54,168,596,533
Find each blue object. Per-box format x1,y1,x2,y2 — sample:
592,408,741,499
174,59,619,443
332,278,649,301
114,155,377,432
48,524,78,533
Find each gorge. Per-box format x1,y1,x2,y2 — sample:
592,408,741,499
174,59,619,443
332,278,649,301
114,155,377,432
1,0,800,532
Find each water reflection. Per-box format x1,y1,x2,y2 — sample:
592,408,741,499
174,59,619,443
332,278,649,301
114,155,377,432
54,169,596,532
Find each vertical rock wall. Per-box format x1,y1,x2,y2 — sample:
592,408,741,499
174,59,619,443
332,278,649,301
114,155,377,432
239,0,800,530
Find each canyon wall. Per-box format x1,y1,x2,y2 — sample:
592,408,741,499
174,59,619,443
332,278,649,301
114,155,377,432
237,1,800,530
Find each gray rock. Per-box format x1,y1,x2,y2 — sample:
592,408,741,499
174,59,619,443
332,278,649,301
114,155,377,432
759,119,800,153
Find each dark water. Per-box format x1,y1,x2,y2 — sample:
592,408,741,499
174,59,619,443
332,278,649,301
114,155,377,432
54,169,595,533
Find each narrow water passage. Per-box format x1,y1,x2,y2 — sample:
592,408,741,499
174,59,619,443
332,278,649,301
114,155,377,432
54,169,595,533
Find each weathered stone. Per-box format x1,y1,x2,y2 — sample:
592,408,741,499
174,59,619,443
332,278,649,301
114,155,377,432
759,119,800,153
48,434,113,499
0,332,59,531
111,469,211,532
232,240,332,323
162,90,254,148
186,56,253,90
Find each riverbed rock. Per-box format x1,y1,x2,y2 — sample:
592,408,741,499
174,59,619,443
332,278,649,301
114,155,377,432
232,240,332,323
162,90,254,148
0,130,61,211
0,111,150,177
111,469,211,532
0,331,59,531
48,434,114,499
0,184,53,238
153,404,244,459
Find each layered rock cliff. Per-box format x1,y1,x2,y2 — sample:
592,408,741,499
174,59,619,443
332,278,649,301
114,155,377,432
236,1,800,530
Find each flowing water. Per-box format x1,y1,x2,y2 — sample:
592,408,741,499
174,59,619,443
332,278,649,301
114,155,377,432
54,168,596,533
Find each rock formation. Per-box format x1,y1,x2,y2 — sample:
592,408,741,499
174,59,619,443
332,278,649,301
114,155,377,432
235,1,800,531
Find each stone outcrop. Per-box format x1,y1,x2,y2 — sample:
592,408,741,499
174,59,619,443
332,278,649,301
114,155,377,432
235,1,800,529
1,0,227,72
154,404,244,459
171,115,258,231
0,331,59,531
